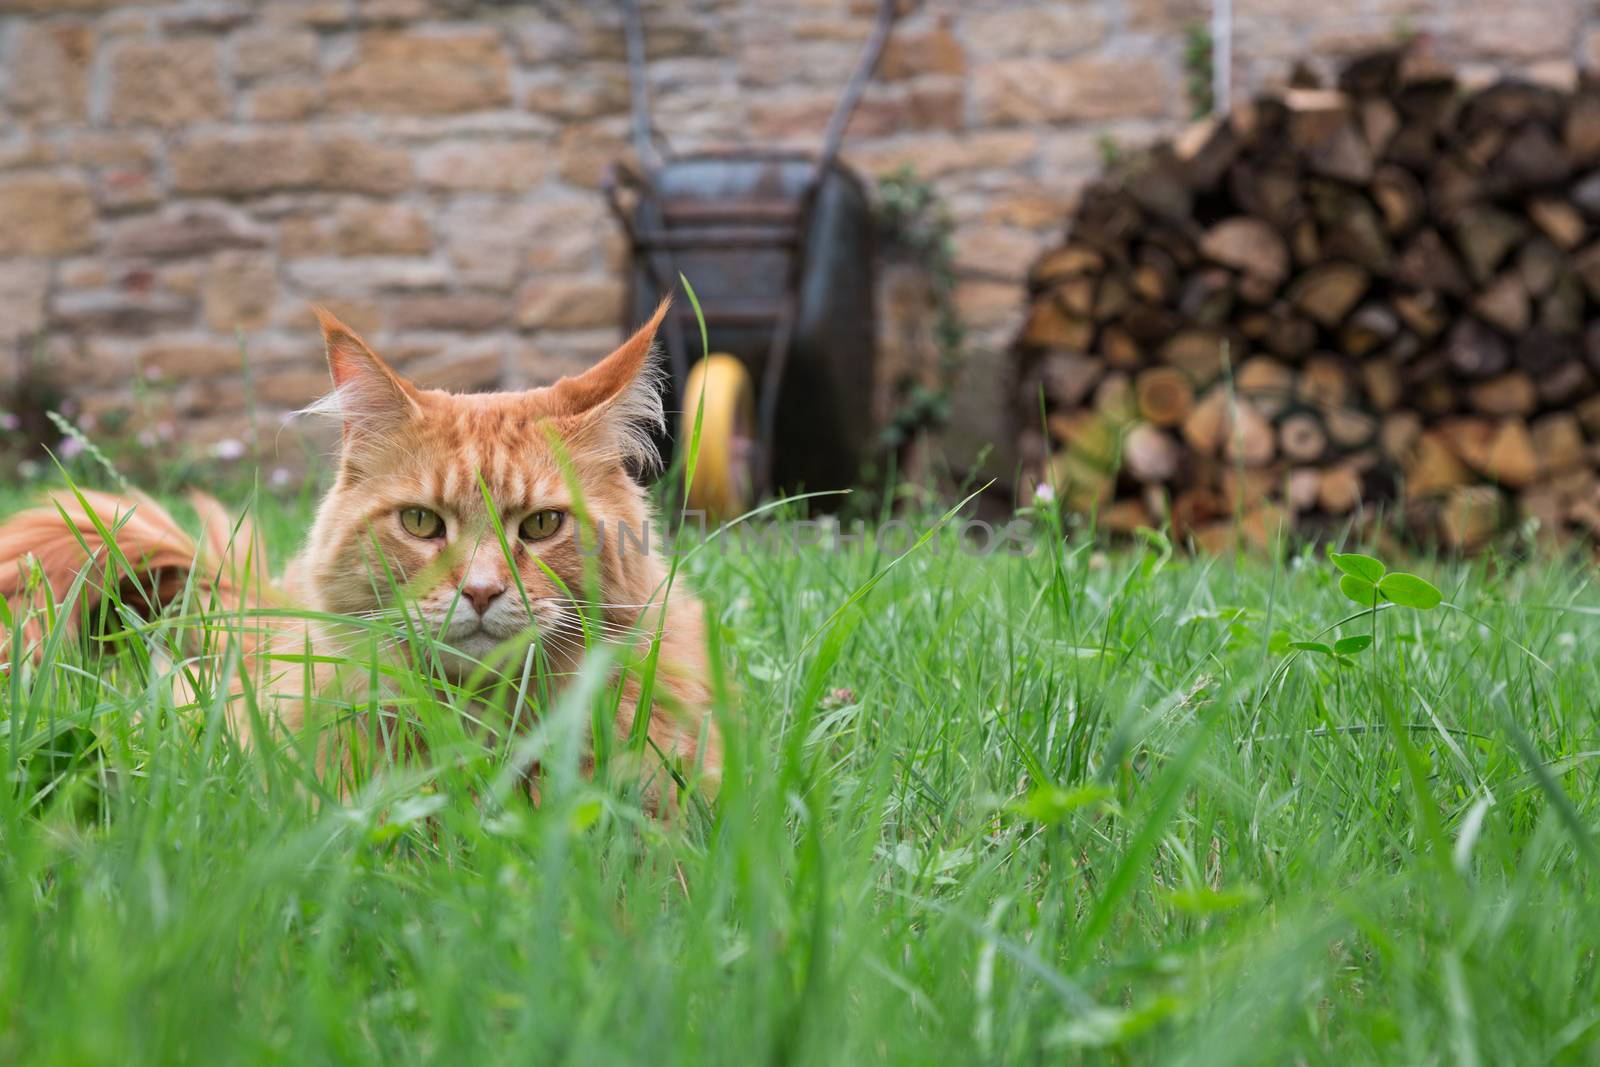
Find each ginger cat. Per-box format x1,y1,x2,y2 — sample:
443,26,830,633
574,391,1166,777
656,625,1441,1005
0,301,720,804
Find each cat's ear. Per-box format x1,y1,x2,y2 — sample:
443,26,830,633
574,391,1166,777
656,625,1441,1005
308,306,421,438
544,298,670,468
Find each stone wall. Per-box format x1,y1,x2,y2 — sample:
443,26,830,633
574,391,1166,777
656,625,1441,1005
1,0,1596,482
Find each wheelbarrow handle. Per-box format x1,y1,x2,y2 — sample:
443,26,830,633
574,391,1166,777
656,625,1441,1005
816,0,901,179
601,160,654,239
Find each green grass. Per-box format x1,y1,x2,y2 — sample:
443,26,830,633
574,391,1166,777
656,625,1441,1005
3,481,1600,1064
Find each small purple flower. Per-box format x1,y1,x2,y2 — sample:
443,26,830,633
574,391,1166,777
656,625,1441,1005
212,438,246,461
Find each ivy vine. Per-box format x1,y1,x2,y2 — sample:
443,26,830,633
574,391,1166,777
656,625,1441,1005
873,166,966,452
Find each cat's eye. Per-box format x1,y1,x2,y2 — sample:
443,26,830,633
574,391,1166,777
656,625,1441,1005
519,509,564,541
399,506,444,539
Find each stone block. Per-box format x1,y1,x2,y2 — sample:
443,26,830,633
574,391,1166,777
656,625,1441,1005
204,251,277,332
327,30,512,115
973,56,1175,124
0,173,96,256
107,39,229,127
6,22,94,123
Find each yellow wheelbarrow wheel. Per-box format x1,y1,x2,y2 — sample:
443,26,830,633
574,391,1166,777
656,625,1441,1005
681,353,757,522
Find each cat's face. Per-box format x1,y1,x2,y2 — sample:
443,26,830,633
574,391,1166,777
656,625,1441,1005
300,303,669,668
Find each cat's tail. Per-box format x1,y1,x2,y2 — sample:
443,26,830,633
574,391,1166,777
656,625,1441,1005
0,488,272,664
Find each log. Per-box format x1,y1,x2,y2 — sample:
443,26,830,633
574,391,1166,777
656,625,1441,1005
1471,272,1531,335
1393,290,1451,338
1238,503,1291,552
1535,358,1593,407
1361,359,1403,411
1053,275,1097,317
1462,81,1562,130
1466,371,1537,416
1047,448,1116,512
1495,123,1569,190
1326,408,1377,450
1573,241,1600,302
1182,387,1230,455
1279,411,1329,463
1313,185,1392,272
1178,268,1237,324
1122,422,1181,482
1038,352,1104,408
1235,356,1295,417
1565,92,1600,165
1174,115,1241,189
1439,486,1504,551
1100,323,1142,369
1261,306,1318,357
1122,303,1183,344
1285,89,1375,183
1541,273,1586,335
1296,356,1352,411
1484,419,1539,488
1031,243,1105,287
1228,161,1303,228
1131,246,1179,304
1160,329,1230,382
1287,467,1323,512
1577,393,1600,436
1094,272,1132,320
1405,431,1472,498
1340,47,1403,96
1220,465,1281,511
1287,262,1370,326
1520,485,1565,540
1371,164,1424,234
1102,498,1155,535
1445,318,1511,379
1531,412,1586,473
1455,206,1528,283
1171,487,1226,536
1573,171,1600,218
1381,410,1423,463
1528,197,1587,250
1047,412,1091,447
1396,230,1469,295
1291,218,1320,267
1135,367,1194,428
1438,416,1495,472
1414,377,1459,418
1571,494,1600,538
1023,300,1094,350
1428,155,1482,222
1093,372,1140,424
1318,464,1364,514
1190,522,1237,556
1222,400,1276,467
1200,217,1290,286
1361,97,1401,154
1341,302,1399,356
1517,237,1566,296
1012,46,1600,555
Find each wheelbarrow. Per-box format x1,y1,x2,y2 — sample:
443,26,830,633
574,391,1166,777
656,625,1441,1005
603,0,899,519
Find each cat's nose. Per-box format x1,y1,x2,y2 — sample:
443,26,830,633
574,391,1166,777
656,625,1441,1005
461,579,507,616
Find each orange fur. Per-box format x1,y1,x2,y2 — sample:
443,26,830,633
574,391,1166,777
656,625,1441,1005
0,301,720,803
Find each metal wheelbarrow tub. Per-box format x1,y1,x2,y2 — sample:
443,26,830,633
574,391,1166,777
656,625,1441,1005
607,0,898,517
622,151,878,505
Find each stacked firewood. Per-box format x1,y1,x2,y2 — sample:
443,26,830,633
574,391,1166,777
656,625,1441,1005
1014,45,1600,552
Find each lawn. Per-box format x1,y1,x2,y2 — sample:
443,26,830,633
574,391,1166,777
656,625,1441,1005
2,480,1599,1064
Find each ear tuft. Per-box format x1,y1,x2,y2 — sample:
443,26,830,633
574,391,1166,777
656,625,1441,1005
546,299,671,470
300,306,421,440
